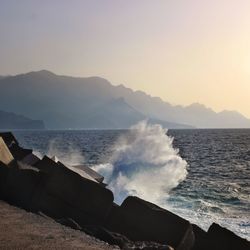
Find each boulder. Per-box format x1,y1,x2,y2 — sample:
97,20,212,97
34,156,114,225
0,137,14,165
83,225,174,249
106,196,194,250
51,156,103,183
0,132,18,147
124,241,174,250
20,153,40,166
8,143,32,161
83,225,130,248
0,162,9,198
56,218,82,231
0,132,32,161
73,164,104,183
31,186,78,218
65,164,99,183
191,224,207,250
1,163,43,210
205,223,250,250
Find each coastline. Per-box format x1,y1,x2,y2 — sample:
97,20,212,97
0,132,249,250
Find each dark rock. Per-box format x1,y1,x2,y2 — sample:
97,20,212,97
34,156,59,172
31,187,78,219
49,156,103,184
206,223,250,250
0,132,18,147
20,153,40,166
83,225,174,250
8,143,32,161
83,225,129,247
106,196,194,250
65,164,100,183
191,224,207,250
17,161,40,171
34,156,114,225
124,241,174,250
56,218,82,230
0,132,32,161
1,163,43,210
73,164,104,183
0,162,9,198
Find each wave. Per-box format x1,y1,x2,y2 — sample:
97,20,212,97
93,121,188,205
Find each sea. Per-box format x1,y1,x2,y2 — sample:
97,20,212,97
10,125,250,240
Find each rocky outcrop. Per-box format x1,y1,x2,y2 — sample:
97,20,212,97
0,132,249,250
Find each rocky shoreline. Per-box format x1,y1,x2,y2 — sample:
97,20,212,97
0,132,249,250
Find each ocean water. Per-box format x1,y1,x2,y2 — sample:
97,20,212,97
11,126,250,240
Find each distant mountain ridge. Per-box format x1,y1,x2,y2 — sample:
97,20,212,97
0,110,45,129
0,70,249,129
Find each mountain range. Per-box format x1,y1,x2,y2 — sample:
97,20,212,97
0,70,249,129
0,110,44,129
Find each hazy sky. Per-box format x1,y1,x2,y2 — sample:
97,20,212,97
1,0,250,118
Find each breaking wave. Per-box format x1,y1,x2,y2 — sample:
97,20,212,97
93,121,188,205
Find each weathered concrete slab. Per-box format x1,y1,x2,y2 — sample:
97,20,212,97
34,156,114,225
1,163,42,209
0,162,9,198
0,132,32,161
51,156,102,183
0,137,14,165
73,164,104,183
106,196,194,250
0,132,18,147
191,224,207,250
83,225,174,249
205,223,250,250
9,144,32,161
20,153,40,166
66,165,98,183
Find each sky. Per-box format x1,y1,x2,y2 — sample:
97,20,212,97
0,0,250,118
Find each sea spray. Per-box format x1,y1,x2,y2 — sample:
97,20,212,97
93,121,188,205
32,123,188,206
33,138,85,166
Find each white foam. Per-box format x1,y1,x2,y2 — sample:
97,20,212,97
93,121,188,205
